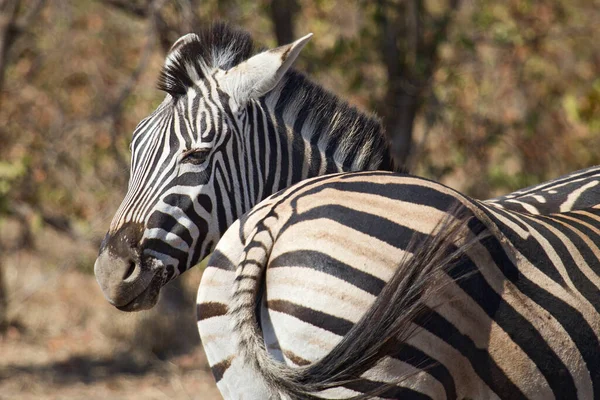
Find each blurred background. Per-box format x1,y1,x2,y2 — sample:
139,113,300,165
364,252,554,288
0,0,598,398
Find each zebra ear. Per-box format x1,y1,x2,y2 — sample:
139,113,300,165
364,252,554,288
165,33,200,66
218,33,313,107
169,33,200,54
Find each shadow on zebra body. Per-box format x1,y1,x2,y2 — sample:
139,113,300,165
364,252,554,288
198,171,600,399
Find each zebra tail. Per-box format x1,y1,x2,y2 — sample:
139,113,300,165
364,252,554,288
229,203,488,399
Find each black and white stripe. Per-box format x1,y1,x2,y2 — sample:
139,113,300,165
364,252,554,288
94,24,397,310
93,23,600,397
198,171,600,399
487,165,600,214
97,23,597,310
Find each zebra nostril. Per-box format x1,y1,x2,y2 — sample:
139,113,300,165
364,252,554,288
123,260,137,280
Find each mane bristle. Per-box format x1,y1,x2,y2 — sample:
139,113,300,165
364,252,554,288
268,70,398,172
157,22,255,95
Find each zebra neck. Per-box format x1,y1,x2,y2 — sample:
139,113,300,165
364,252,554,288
261,71,396,181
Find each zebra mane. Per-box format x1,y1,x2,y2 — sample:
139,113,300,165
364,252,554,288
267,70,396,171
158,22,397,172
158,22,255,95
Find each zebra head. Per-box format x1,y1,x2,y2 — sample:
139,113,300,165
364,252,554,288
94,24,311,311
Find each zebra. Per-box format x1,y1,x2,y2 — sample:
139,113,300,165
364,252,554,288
93,21,600,314
90,22,600,397
94,23,398,310
486,165,600,214
197,170,600,399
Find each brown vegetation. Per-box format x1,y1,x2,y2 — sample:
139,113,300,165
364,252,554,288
0,0,598,398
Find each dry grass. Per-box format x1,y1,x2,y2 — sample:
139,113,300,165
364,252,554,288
0,217,222,400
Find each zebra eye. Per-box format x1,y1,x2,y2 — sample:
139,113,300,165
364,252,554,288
181,148,210,165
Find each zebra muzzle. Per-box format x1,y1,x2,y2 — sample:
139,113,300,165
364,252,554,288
94,222,163,311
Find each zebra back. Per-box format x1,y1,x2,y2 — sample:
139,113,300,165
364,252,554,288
486,165,600,214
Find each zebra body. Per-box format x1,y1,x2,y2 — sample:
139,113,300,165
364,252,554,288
487,165,600,214
198,171,600,399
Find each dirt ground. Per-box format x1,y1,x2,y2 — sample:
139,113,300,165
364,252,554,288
0,219,223,400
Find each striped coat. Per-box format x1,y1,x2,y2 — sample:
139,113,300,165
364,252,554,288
198,171,600,399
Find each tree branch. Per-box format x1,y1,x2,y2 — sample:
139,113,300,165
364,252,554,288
270,0,299,45
375,0,461,168
0,0,46,103
0,0,20,94
421,0,460,77
101,0,150,18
